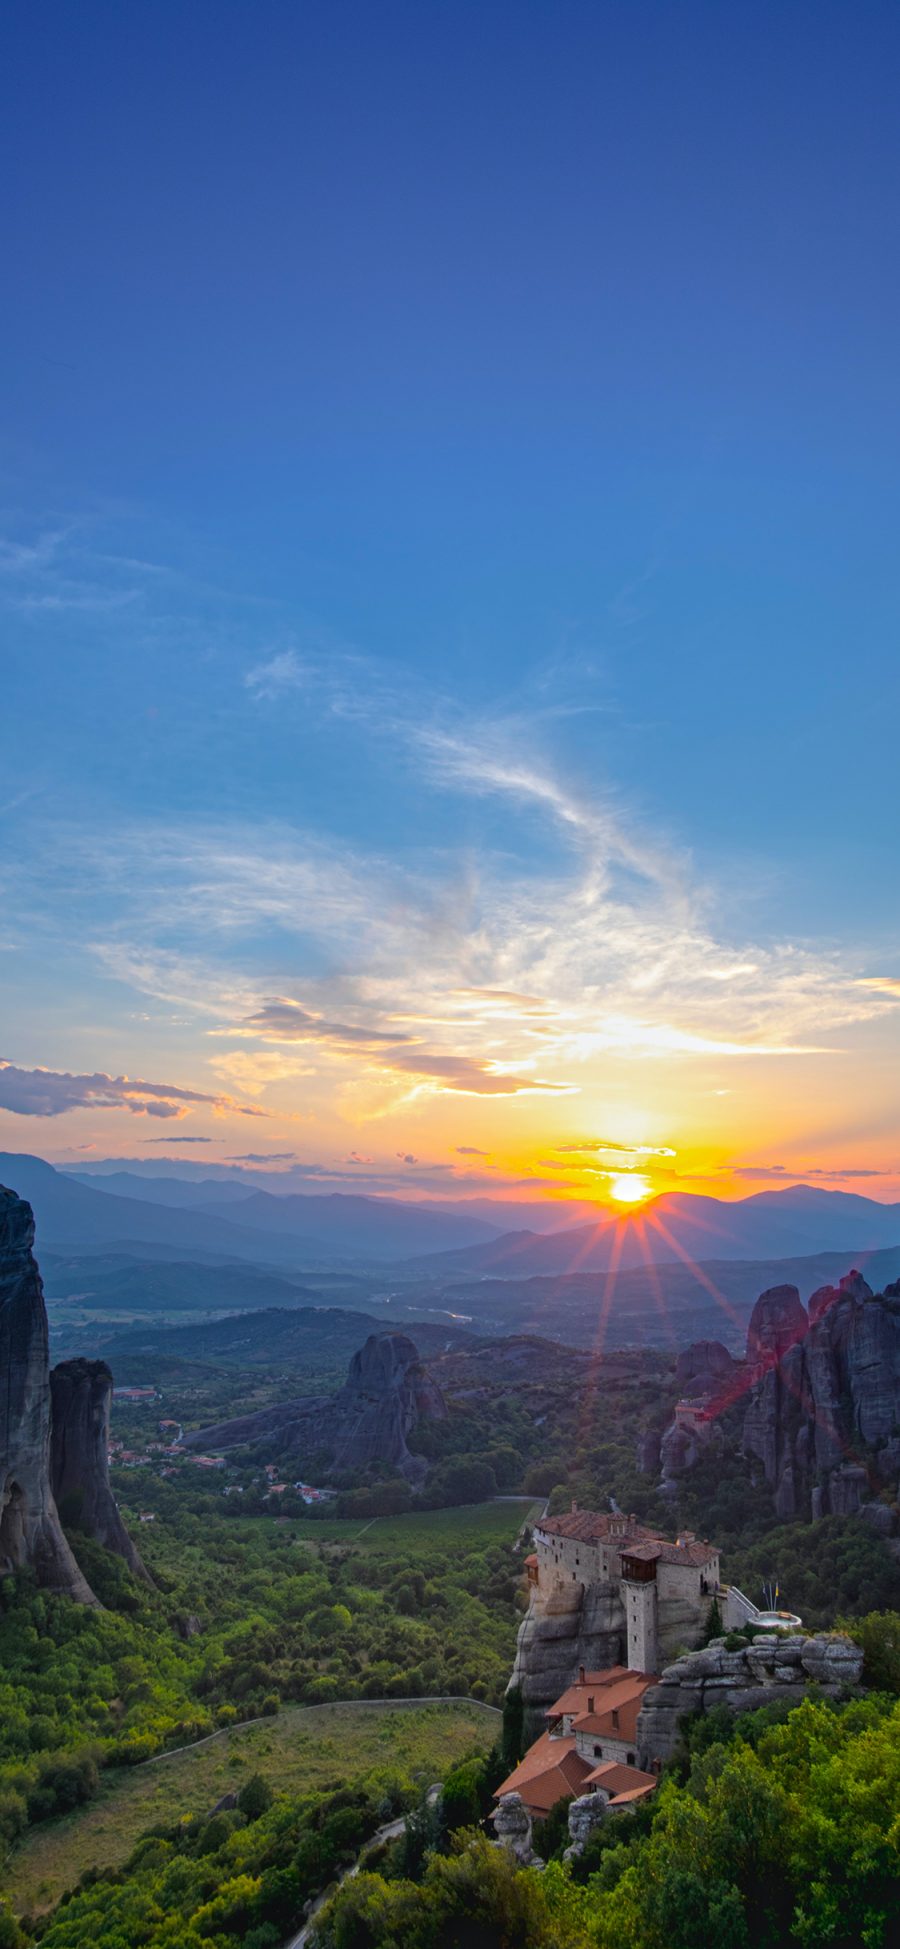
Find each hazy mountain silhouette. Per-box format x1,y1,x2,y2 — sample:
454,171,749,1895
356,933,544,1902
404,1186,900,1276
1,1155,501,1263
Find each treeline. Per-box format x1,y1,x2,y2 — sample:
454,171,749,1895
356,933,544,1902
0,1506,524,1850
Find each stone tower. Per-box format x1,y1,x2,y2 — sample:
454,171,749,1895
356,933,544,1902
621,1554,660,1674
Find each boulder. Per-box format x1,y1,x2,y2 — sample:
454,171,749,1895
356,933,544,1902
825,1463,870,1517
858,1500,895,1536
564,1790,610,1861
637,1633,862,1764
492,1792,539,1865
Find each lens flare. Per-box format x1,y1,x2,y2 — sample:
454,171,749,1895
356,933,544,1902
608,1171,651,1205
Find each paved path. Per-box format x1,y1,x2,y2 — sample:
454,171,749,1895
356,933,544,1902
282,1813,408,1949
283,1785,443,1949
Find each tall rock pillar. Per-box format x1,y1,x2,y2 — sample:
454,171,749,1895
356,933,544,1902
0,1186,96,1602
50,1359,151,1584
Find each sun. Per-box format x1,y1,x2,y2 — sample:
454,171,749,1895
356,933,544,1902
608,1172,652,1205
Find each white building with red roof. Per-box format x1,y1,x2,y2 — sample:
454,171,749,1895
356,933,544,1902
494,1665,659,1818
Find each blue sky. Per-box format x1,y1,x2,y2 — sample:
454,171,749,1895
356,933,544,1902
1,1,899,1200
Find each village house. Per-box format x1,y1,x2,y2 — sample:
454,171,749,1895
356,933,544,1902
494,1666,658,1817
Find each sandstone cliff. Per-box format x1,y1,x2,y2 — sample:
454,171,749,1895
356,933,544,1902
0,1186,96,1601
50,1358,151,1583
184,1332,447,1484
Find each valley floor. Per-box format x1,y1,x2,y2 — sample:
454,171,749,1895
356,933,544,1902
5,1698,500,1917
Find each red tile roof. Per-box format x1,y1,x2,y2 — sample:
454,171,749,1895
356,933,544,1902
493,1733,592,1815
585,1759,657,1803
573,1690,647,1744
545,1669,656,1746
538,1510,718,1568
545,1666,632,1716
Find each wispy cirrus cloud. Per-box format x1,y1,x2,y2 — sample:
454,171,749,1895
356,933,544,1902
9,645,897,1130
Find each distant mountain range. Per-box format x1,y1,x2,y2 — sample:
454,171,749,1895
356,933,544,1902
3,1154,900,1293
0,1154,502,1263
405,1185,900,1277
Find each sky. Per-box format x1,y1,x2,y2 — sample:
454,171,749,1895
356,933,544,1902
1,0,899,1209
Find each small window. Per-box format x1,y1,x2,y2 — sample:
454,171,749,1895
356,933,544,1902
627,1752,635,1765
594,1744,602,1758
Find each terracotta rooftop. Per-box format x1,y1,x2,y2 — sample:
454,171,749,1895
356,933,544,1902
546,1666,633,1717
538,1510,718,1568
547,1668,656,1746
493,1732,591,1815
537,1510,652,1544
585,1759,658,1803
572,1691,647,1744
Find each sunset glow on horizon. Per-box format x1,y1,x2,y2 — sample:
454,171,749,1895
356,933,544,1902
2,5,899,1206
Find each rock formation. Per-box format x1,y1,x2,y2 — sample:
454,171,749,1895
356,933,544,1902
741,1272,900,1520
675,1340,738,1393
509,1581,626,1743
651,1341,740,1489
654,1272,900,1523
491,1792,541,1865
564,1790,610,1861
50,1358,151,1583
636,1631,863,1762
184,1332,447,1484
0,1186,96,1601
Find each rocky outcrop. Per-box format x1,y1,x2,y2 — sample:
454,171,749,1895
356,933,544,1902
659,1410,723,1488
746,1284,809,1365
741,1272,900,1521
184,1332,447,1485
564,1790,610,1861
0,1187,96,1602
509,1579,626,1743
50,1359,151,1584
653,1342,740,1489
675,1340,738,1393
492,1792,541,1865
637,1632,863,1763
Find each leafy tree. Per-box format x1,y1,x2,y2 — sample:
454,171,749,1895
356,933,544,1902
238,1772,275,1820
501,1684,524,1769
839,1608,900,1692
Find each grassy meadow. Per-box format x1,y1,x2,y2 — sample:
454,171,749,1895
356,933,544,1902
6,1698,500,1916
